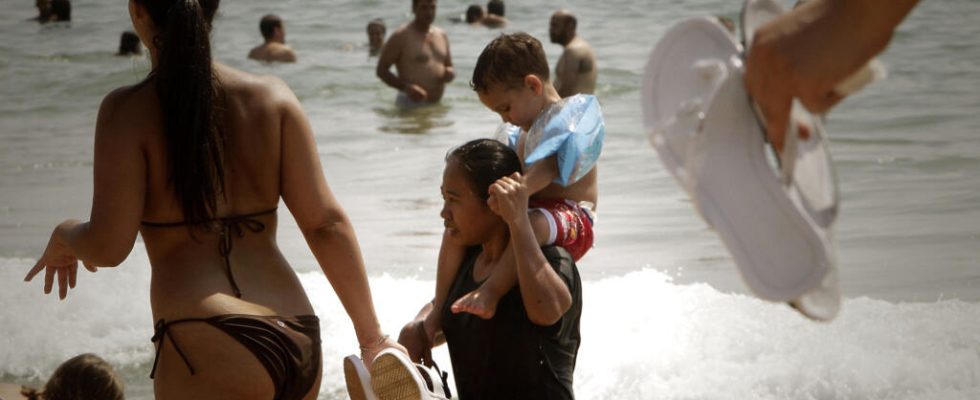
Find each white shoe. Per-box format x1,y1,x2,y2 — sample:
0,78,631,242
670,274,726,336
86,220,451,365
344,355,378,400
643,16,845,320
370,348,452,400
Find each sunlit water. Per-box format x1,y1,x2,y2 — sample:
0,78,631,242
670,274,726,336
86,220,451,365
1,0,979,399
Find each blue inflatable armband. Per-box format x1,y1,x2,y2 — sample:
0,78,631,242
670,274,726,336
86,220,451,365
494,122,522,150
523,94,605,186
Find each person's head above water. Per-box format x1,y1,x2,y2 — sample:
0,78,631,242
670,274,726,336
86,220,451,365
129,0,224,224
465,4,484,24
50,0,70,22
117,31,142,56
549,10,577,46
442,138,522,245
35,0,52,21
486,0,504,17
259,14,284,43
367,18,386,51
20,353,125,400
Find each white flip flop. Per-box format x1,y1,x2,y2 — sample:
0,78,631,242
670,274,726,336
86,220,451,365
370,348,453,400
642,15,842,320
345,355,379,400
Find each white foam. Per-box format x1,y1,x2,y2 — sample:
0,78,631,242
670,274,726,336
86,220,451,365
2,254,979,399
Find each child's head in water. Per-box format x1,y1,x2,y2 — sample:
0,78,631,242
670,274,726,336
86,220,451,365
470,33,556,132
21,353,125,400
117,31,142,56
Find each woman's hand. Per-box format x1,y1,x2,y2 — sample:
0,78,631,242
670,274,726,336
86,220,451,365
24,220,94,299
487,172,530,225
398,319,435,366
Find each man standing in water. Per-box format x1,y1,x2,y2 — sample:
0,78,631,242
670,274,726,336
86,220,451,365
550,10,597,98
247,14,297,63
376,0,455,108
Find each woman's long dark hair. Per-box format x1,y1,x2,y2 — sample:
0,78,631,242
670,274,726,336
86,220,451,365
137,0,224,224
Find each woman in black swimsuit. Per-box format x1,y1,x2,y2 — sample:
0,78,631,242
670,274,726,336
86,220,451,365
25,0,400,398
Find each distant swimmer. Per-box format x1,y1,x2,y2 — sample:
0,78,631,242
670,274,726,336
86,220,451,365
550,10,597,97
376,0,455,108
247,14,297,63
32,0,70,23
50,0,70,22
367,18,386,56
460,4,484,25
482,0,507,28
117,31,142,56
454,3,503,28
31,0,52,22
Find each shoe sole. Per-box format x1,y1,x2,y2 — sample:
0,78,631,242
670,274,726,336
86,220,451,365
345,356,374,400
371,352,423,400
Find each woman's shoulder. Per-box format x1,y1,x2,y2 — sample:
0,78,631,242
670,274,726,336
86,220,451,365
95,81,160,130
216,64,294,102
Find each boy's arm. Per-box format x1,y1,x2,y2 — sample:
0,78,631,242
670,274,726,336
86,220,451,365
491,173,572,326
524,154,559,194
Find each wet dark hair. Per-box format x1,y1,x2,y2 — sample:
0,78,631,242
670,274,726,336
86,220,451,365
446,139,522,201
21,353,125,400
471,32,549,93
51,0,70,22
259,14,281,40
487,0,504,17
465,5,483,24
367,18,385,32
135,0,224,225
117,31,142,56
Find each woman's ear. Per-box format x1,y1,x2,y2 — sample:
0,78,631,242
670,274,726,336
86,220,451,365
524,74,543,95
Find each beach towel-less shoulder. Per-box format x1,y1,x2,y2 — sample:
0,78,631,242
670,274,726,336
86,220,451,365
641,13,843,321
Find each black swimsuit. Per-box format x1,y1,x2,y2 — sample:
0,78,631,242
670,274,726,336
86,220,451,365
142,208,321,400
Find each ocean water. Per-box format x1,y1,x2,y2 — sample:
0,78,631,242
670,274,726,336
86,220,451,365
1,0,979,399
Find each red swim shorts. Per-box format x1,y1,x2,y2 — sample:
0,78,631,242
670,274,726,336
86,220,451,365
528,198,595,261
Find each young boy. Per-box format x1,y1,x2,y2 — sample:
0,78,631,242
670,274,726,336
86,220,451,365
424,32,603,338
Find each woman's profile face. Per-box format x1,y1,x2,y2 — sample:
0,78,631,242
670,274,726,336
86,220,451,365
440,160,500,246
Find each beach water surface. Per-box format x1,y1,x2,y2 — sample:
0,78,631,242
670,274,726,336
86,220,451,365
1,0,979,398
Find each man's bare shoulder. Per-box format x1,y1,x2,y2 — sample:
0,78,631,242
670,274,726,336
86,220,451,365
388,23,415,41
248,44,296,63
567,38,595,57
247,45,264,59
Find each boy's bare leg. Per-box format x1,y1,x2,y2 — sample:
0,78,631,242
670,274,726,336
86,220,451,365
424,230,466,339
451,209,551,319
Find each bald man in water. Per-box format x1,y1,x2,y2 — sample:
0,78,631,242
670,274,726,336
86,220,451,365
376,0,455,108
248,14,297,63
550,10,597,98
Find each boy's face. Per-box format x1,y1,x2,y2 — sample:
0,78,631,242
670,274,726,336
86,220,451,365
477,78,542,132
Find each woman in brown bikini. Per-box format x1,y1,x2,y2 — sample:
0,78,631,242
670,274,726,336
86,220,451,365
24,0,401,398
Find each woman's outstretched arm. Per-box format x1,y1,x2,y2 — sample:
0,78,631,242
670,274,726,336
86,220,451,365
26,88,146,298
